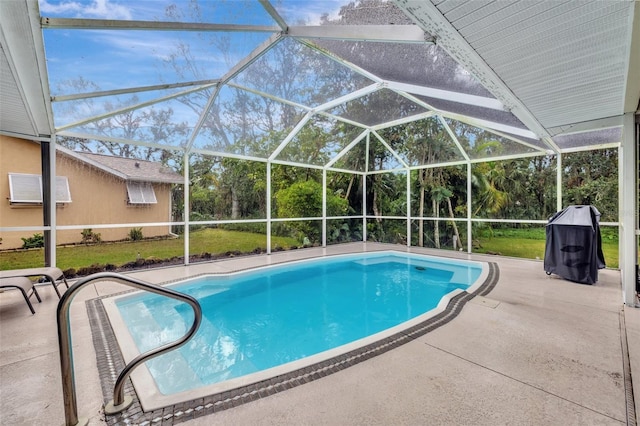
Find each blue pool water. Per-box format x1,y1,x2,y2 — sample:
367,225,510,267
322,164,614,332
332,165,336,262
114,252,482,394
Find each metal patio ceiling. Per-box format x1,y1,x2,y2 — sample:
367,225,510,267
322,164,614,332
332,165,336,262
396,0,640,141
1,0,638,160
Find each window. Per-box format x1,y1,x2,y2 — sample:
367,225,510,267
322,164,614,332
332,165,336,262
8,173,71,203
126,181,157,204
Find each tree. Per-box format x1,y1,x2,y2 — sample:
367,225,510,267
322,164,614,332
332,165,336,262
275,180,349,242
217,158,267,219
394,117,463,247
563,149,618,222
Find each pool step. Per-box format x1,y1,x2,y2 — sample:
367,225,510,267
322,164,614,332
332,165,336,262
135,303,204,393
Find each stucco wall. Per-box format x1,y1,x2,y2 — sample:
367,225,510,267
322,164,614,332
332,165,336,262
0,135,175,249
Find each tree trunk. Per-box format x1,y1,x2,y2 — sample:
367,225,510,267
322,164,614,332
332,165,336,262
345,174,355,200
372,186,382,223
446,197,460,250
433,198,440,248
231,189,240,219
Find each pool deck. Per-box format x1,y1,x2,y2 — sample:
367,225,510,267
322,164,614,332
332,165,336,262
0,242,635,425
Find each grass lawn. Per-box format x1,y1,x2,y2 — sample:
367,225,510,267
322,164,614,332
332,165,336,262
0,228,299,271
475,237,619,268
0,227,624,271
474,226,620,269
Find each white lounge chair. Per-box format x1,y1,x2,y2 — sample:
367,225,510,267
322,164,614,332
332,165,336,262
0,276,42,314
0,267,69,298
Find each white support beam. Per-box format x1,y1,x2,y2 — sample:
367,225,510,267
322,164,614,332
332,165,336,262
559,142,622,155
467,151,548,164
258,0,289,31
407,159,469,171
52,80,219,103
41,17,280,33
406,171,411,248
266,161,272,254
56,84,215,132
269,111,313,160
316,111,370,130
325,129,369,169
370,111,437,132
52,222,186,230
387,81,505,111
48,136,57,266
219,33,284,88
471,218,548,225
189,148,268,163
322,170,327,247
57,131,185,154
313,83,381,113
183,151,190,265
363,134,369,241
438,115,470,163
367,167,409,175
440,111,539,142
0,226,51,233
183,85,221,153
270,159,326,171
326,167,367,175
547,116,624,137
370,130,409,169
288,25,431,43
556,152,563,213
467,162,472,254
621,112,637,306
227,82,312,111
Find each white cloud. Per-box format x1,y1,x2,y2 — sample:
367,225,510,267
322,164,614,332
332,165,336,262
276,0,344,25
39,0,132,20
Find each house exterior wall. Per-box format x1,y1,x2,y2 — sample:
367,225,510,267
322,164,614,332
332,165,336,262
0,135,175,249
0,136,44,235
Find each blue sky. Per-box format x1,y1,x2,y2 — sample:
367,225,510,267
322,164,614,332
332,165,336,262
40,0,347,95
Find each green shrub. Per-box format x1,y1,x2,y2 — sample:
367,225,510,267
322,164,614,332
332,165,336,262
21,233,44,249
81,228,102,244
274,180,348,242
128,227,143,241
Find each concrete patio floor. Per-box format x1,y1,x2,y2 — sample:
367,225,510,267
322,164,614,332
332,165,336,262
0,242,636,425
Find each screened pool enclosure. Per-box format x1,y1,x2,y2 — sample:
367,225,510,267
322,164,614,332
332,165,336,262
0,1,638,303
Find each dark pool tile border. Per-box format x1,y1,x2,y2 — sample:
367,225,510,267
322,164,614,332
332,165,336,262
87,260,499,425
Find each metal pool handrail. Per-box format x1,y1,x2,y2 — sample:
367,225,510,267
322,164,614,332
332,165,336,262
56,272,202,426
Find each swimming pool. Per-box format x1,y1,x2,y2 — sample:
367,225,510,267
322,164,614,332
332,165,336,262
103,251,488,410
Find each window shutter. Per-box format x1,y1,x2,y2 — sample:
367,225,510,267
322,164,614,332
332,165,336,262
126,181,157,204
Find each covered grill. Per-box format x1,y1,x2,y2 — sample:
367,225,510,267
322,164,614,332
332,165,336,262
544,205,606,284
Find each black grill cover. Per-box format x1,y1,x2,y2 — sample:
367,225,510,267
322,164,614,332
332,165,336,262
544,205,606,284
